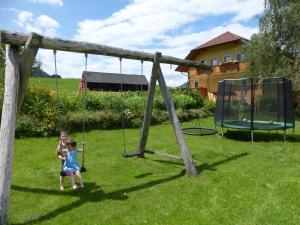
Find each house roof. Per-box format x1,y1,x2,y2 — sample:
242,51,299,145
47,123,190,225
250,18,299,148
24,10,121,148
82,71,149,85
176,31,249,72
192,31,248,52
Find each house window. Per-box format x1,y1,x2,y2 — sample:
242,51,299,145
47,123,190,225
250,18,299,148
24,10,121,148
195,82,199,88
211,58,218,66
224,55,232,62
237,53,245,62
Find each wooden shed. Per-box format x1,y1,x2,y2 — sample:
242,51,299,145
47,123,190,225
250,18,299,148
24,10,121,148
80,71,149,92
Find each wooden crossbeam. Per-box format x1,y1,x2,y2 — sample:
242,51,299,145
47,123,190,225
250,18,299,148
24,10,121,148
0,29,210,69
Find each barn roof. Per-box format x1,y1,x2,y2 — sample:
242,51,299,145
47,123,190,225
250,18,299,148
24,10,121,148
82,71,149,85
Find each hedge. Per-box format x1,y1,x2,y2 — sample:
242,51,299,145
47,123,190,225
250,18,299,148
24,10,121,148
13,86,214,137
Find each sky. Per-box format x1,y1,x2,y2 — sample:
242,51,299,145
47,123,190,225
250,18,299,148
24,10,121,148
0,0,265,86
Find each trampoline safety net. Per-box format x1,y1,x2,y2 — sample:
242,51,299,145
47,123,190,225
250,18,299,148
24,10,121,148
214,77,295,131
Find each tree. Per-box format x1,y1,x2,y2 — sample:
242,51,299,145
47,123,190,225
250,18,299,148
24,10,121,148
0,44,5,86
243,0,300,113
32,58,42,72
0,45,43,86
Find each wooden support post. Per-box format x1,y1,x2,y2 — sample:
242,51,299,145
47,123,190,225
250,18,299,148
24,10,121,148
0,45,20,225
138,52,161,157
157,66,198,177
0,34,41,225
18,33,42,114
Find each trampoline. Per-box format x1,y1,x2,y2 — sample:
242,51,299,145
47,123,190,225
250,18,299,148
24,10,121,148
214,77,295,141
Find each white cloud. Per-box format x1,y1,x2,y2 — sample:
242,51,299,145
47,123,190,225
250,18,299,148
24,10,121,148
74,0,263,49
13,10,33,27
36,0,264,86
37,15,60,28
28,0,63,7
13,10,60,36
0,7,21,13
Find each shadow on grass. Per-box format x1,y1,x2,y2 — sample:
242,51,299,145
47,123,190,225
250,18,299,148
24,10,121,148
148,159,184,167
134,172,153,179
195,152,249,173
11,170,185,225
223,130,300,142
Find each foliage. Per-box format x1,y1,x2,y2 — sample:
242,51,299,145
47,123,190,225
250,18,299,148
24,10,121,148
32,58,43,72
21,86,57,120
15,108,210,137
13,85,210,137
0,44,5,86
242,0,300,90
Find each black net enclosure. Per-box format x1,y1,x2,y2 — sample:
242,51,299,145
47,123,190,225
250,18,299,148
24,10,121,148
214,77,295,134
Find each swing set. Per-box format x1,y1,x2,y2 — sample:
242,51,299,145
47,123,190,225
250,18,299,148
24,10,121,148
0,30,211,177
53,50,87,173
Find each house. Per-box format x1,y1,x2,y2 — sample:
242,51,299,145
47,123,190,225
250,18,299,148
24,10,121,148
77,71,149,94
176,31,249,101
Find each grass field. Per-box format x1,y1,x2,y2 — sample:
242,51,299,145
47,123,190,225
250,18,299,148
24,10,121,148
9,117,300,225
29,77,80,94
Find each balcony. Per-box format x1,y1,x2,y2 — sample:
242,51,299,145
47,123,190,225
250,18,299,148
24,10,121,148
213,61,246,74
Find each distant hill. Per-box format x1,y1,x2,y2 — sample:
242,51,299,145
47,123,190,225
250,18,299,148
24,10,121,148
32,70,62,78
176,82,189,89
29,77,80,94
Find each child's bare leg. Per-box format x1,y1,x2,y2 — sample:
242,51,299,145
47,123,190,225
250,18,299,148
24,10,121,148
75,172,84,188
60,176,64,190
69,174,76,189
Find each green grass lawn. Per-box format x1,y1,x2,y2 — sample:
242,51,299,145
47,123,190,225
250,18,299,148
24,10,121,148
29,77,80,94
10,117,300,225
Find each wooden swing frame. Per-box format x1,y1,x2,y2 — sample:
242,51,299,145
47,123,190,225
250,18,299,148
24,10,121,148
0,31,210,193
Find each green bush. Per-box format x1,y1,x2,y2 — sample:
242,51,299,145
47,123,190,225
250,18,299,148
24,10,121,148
14,85,211,137
16,115,56,137
21,86,56,119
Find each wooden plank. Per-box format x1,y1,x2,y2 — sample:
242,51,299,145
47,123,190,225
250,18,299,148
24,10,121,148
0,30,210,69
138,52,161,157
144,149,184,162
0,45,20,225
144,149,197,164
18,33,42,114
157,66,198,177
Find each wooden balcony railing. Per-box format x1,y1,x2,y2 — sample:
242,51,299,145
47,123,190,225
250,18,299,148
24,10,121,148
196,61,246,75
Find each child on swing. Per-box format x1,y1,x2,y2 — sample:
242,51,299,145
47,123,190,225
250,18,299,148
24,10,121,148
56,130,68,190
62,139,84,189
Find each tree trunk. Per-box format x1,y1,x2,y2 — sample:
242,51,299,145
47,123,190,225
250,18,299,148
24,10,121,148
0,45,20,225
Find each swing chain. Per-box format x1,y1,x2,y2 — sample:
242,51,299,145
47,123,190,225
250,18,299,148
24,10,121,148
82,53,88,168
119,57,127,153
53,50,61,132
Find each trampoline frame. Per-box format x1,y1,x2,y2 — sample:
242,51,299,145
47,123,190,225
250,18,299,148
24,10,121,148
214,77,295,141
